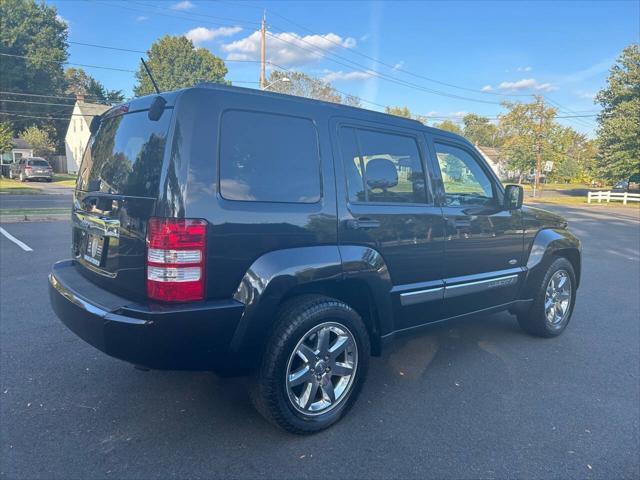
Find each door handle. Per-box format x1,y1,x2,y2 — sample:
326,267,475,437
345,218,381,230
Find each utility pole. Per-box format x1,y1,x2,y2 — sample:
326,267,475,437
534,98,543,197
260,12,266,90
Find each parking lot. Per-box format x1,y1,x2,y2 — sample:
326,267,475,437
1,204,639,479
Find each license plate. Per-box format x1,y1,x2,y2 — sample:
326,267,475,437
83,233,106,267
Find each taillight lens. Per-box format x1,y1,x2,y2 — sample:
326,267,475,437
146,218,207,302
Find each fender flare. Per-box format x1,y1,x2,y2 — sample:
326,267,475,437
229,244,394,360
523,228,582,294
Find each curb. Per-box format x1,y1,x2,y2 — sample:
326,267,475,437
0,214,68,223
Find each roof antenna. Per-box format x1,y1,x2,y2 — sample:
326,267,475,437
140,57,160,94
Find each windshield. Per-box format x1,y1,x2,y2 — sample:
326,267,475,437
77,110,172,197
28,159,49,167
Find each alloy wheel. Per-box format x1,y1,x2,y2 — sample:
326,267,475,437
285,322,358,416
544,269,572,327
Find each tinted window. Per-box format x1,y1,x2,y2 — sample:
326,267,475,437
435,143,495,206
219,110,320,203
77,110,172,197
28,159,49,167
340,127,427,204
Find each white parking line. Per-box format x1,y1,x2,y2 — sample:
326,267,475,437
0,227,33,252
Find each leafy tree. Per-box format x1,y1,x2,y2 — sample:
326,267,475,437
432,119,463,135
267,70,342,103
462,113,498,147
385,106,412,118
497,96,557,181
595,43,640,180
64,68,124,105
0,0,68,134
0,122,13,153
21,125,56,158
134,36,229,96
343,95,362,108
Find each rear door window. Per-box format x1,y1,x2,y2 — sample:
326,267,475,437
219,110,321,203
28,159,49,167
340,127,428,204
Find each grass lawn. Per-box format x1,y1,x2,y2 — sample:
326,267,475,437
0,178,43,195
52,173,77,187
0,207,68,216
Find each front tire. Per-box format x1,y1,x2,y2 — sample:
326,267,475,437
251,295,370,434
518,257,576,337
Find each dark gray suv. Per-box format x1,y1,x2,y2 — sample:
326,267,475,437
49,84,581,434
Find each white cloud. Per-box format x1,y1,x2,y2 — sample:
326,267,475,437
185,26,242,45
222,30,357,67
516,66,532,72
171,1,194,11
391,61,405,71
483,78,558,92
573,90,597,100
136,16,148,22
360,34,370,42
321,70,375,82
56,14,69,25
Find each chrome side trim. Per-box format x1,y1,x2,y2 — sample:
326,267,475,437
444,274,518,299
400,287,444,306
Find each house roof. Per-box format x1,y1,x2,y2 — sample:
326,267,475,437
477,146,503,163
76,101,110,118
11,138,31,149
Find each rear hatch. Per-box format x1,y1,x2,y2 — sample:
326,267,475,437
72,103,174,300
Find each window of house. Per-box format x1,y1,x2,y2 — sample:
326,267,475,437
219,110,321,203
340,127,427,204
435,143,495,206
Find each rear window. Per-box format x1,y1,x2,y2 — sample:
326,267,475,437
77,110,172,197
28,159,49,167
219,110,321,203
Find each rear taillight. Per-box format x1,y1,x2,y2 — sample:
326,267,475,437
25,166,32,172
146,217,207,302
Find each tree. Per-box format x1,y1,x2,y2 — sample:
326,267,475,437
21,125,56,158
64,68,123,105
267,70,342,103
497,96,557,180
432,119,463,135
134,36,229,96
595,43,640,180
0,0,68,134
0,122,13,154
385,106,413,118
462,113,498,147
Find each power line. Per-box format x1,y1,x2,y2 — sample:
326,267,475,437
0,52,136,73
0,108,98,117
0,98,78,108
0,112,75,121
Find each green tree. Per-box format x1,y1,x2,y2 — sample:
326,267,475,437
64,68,124,105
498,96,557,181
433,119,463,135
134,36,229,96
385,106,413,118
0,122,13,153
462,113,499,147
21,125,56,158
267,70,342,103
595,43,640,180
0,0,68,135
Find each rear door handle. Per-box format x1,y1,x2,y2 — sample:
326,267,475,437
346,218,381,230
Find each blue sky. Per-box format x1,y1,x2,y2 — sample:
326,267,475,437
52,0,639,136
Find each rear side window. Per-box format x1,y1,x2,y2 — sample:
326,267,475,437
28,159,49,167
219,110,321,203
339,127,428,204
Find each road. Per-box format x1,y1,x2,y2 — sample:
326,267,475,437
0,194,72,210
1,205,639,479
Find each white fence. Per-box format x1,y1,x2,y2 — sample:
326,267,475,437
587,191,640,205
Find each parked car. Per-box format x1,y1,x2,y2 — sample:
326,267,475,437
9,157,53,182
613,179,629,190
628,173,640,193
49,84,581,434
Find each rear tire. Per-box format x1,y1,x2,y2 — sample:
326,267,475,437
518,257,576,337
251,295,370,434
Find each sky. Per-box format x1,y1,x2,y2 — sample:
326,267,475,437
51,0,640,136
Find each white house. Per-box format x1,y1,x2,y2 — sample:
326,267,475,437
64,97,110,173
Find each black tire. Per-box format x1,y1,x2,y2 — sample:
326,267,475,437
518,257,576,337
251,294,370,434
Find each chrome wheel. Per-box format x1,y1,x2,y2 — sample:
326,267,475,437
286,322,358,416
545,269,572,327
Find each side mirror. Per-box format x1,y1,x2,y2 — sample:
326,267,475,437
504,184,523,210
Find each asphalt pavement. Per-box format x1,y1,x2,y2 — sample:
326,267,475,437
1,205,639,479
0,194,72,210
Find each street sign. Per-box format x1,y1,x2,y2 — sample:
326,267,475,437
544,161,554,172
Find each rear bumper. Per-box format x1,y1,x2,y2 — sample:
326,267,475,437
49,260,245,371
25,172,52,179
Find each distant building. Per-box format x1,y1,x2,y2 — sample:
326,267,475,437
476,146,508,181
0,138,34,176
64,95,110,173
